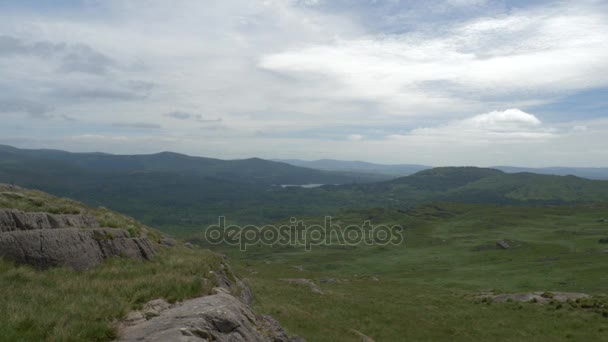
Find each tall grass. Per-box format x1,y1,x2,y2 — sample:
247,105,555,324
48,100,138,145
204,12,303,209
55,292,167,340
0,247,223,341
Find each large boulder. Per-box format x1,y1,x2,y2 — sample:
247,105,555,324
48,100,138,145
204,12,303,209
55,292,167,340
0,208,99,232
0,228,155,270
117,291,303,342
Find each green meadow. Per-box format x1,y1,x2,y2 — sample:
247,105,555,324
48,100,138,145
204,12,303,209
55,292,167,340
195,203,608,341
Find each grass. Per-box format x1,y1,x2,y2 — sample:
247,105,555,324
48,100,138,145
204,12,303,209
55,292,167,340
0,247,224,342
194,202,608,341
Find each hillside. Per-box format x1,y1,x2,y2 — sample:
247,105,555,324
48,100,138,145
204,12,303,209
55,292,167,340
2,145,608,233
330,167,608,205
276,158,430,177
495,166,608,180
0,184,299,341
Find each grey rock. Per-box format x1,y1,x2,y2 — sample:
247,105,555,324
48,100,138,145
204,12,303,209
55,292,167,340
117,292,303,342
479,291,590,304
496,240,511,249
160,237,177,247
211,263,255,305
281,279,324,295
143,299,172,318
0,228,155,271
0,208,99,232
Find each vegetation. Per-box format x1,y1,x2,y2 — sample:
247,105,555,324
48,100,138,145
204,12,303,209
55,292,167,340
194,203,608,341
3,146,608,238
2,149,608,341
0,247,223,342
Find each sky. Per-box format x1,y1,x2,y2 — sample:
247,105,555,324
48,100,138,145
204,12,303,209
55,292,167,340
0,0,607,167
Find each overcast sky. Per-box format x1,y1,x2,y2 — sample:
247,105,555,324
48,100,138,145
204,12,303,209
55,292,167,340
1,0,607,166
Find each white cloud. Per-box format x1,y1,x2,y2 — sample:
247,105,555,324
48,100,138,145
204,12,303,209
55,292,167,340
261,2,608,113
389,109,557,143
347,134,364,141
0,0,606,166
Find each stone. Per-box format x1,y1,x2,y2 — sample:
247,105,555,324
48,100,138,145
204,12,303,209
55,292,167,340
0,228,155,271
117,292,303,342
0,208,99,233
160,237,177,247
479,291,590,304
496,240,511,249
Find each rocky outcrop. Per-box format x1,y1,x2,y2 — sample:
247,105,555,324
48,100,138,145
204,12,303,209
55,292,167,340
0,228,155,271
117,291,303,342
0,208,99,232
478,291,590,303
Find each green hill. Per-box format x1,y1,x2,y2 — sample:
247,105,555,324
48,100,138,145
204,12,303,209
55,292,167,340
2,145,608,233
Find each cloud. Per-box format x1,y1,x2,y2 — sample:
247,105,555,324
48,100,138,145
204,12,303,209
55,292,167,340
164,111,222,123
52,86,147,101
0,98,52,118
389,109,557,143
0,35,117,75
0,0,606,166
347,134,364,141
260,2,608,112
111,122,162,129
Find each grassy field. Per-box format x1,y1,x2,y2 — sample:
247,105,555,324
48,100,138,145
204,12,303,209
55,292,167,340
0,247,223,342
195,203,608,341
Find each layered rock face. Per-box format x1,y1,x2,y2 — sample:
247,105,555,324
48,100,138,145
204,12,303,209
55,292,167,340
0,209,155,270
0,208,100,232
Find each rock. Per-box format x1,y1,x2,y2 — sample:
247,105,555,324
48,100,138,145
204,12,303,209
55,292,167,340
496,240,511,249
0,228,155,271
142,299,172,318
160,237,177,247
319,278,349,284
293,265,305,271
371,276,379,282
479,291,590,304
117,292,303,342
210,264,255,305
123,311,146,326
0,208,99,233
184,242,195,249
238,279,255,305
281,279,324,295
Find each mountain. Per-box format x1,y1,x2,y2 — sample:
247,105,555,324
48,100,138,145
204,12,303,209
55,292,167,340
275,157,608,180
274,158,430,177
0,145,376,185
495,166,608,180
2,145,608,233
333,167,608,206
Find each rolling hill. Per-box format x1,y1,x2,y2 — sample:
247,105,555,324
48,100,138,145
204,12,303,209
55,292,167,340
275,158,430,177
2,145,608,233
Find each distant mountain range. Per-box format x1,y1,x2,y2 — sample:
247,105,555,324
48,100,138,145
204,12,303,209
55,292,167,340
276,159,608,180
2,144,608,233
0,145,377,186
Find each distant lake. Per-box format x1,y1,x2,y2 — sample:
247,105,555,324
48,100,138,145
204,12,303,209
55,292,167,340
279,184,325,188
